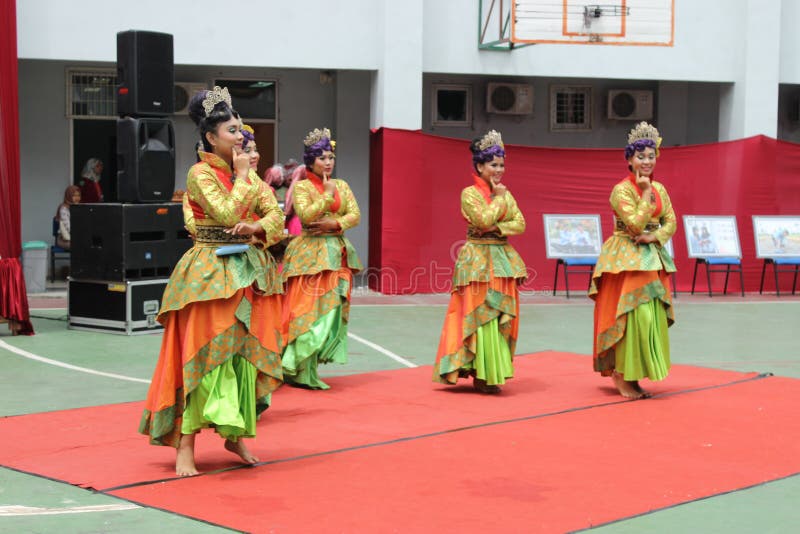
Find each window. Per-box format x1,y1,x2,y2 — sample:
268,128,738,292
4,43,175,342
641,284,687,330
432,84,472,127
550,85,592,131
214,79,277,120
66,68,118,118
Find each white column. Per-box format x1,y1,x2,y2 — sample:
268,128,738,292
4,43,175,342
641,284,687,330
719,0,782,140
370,0,424,130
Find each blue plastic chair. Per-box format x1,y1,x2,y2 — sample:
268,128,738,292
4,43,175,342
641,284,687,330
759,257,800,296
691,257,744,297
51,218,70,281
552,257,597,298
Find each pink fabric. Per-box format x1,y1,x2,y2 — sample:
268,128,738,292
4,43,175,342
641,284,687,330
286,215,302,235
368,128,800,294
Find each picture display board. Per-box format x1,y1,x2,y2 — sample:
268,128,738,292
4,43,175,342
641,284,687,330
752,216,800,258
543,214,603,258
683,215,741,258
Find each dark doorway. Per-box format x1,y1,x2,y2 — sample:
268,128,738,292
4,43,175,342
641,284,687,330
73,119,117,201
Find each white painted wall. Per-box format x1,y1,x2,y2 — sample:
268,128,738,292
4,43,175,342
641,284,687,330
17,0,381,69
781,0,800,83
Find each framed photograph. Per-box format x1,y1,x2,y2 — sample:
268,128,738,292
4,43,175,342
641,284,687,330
683,215,741,258
543,214,603,258
752,215,800,258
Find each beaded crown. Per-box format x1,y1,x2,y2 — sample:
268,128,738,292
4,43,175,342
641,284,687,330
303,127,332,147
627,121,661,146
202,86,232,115
477,130,504,151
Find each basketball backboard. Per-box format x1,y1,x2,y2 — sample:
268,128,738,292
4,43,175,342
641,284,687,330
508,0,674,46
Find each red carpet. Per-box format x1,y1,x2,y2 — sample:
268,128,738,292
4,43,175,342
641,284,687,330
2,351,799,532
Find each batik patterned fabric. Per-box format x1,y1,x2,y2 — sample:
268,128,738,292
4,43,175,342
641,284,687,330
590,176,677,379
139,151,285,447
434,177,527,385
280,174,362,389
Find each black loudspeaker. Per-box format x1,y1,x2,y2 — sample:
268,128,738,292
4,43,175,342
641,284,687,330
70,203,192,281
116,117,175,203
117,30,174,116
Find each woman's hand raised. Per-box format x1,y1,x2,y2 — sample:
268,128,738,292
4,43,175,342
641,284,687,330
323,172,336,195
232,146,251,181
491,178,507,197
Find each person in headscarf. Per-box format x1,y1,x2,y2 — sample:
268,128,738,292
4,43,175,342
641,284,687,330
433,130,526,394
283,165,306,236
590,121,677,399
54,185,81,249
78,158,104,203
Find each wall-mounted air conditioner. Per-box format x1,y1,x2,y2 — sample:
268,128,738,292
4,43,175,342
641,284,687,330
487,82,534,115
173,82,208,115
607,89,653,120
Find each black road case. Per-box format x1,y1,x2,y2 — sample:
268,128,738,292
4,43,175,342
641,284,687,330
67,278,168,335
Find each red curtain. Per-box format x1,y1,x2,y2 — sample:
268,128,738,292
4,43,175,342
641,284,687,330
0,0,33,334
368,128,800,294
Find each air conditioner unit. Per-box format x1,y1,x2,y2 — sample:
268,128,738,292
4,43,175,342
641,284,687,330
487,83,534,115
607,90,653,120
173,82,208,115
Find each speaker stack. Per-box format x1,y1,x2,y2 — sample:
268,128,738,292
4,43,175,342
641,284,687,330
69,30,191,335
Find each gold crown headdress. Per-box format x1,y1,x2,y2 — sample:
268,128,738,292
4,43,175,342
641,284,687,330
303,127,333,147
477,130,504,151
202,86,232,115
242,124,254,135
627,121,662,153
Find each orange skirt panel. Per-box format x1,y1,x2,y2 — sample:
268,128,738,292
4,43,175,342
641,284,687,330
592,270,672,357
143,288,283,415
435,276,519,366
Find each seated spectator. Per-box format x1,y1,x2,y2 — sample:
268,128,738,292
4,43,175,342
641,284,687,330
55,185,81,250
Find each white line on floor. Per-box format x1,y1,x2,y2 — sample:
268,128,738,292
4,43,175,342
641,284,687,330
0,340,150,384
0,504,140,516
347,332,417,368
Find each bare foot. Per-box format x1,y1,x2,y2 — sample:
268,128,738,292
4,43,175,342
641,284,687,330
176,434,199,477
612,372,646,399
632,381,652,398
225,439,259,464
473,377,501,394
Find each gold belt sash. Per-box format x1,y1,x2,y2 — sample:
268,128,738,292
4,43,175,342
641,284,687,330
615,219,661,233
195,225,252,244
467,229,508,244
301,228,343,237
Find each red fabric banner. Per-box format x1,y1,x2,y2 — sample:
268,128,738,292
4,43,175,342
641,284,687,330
368,128,800,294
0,0,33,333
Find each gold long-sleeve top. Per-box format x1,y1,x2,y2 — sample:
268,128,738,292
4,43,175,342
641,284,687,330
593,175,677,277
184,151,285,248
159,151,285,316
451,178,527,288
281,174,363,279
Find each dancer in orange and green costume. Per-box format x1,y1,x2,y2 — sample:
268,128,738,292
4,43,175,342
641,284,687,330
591,121,677,399
434,130,526,394
280,127,362,389
139,87,285,476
